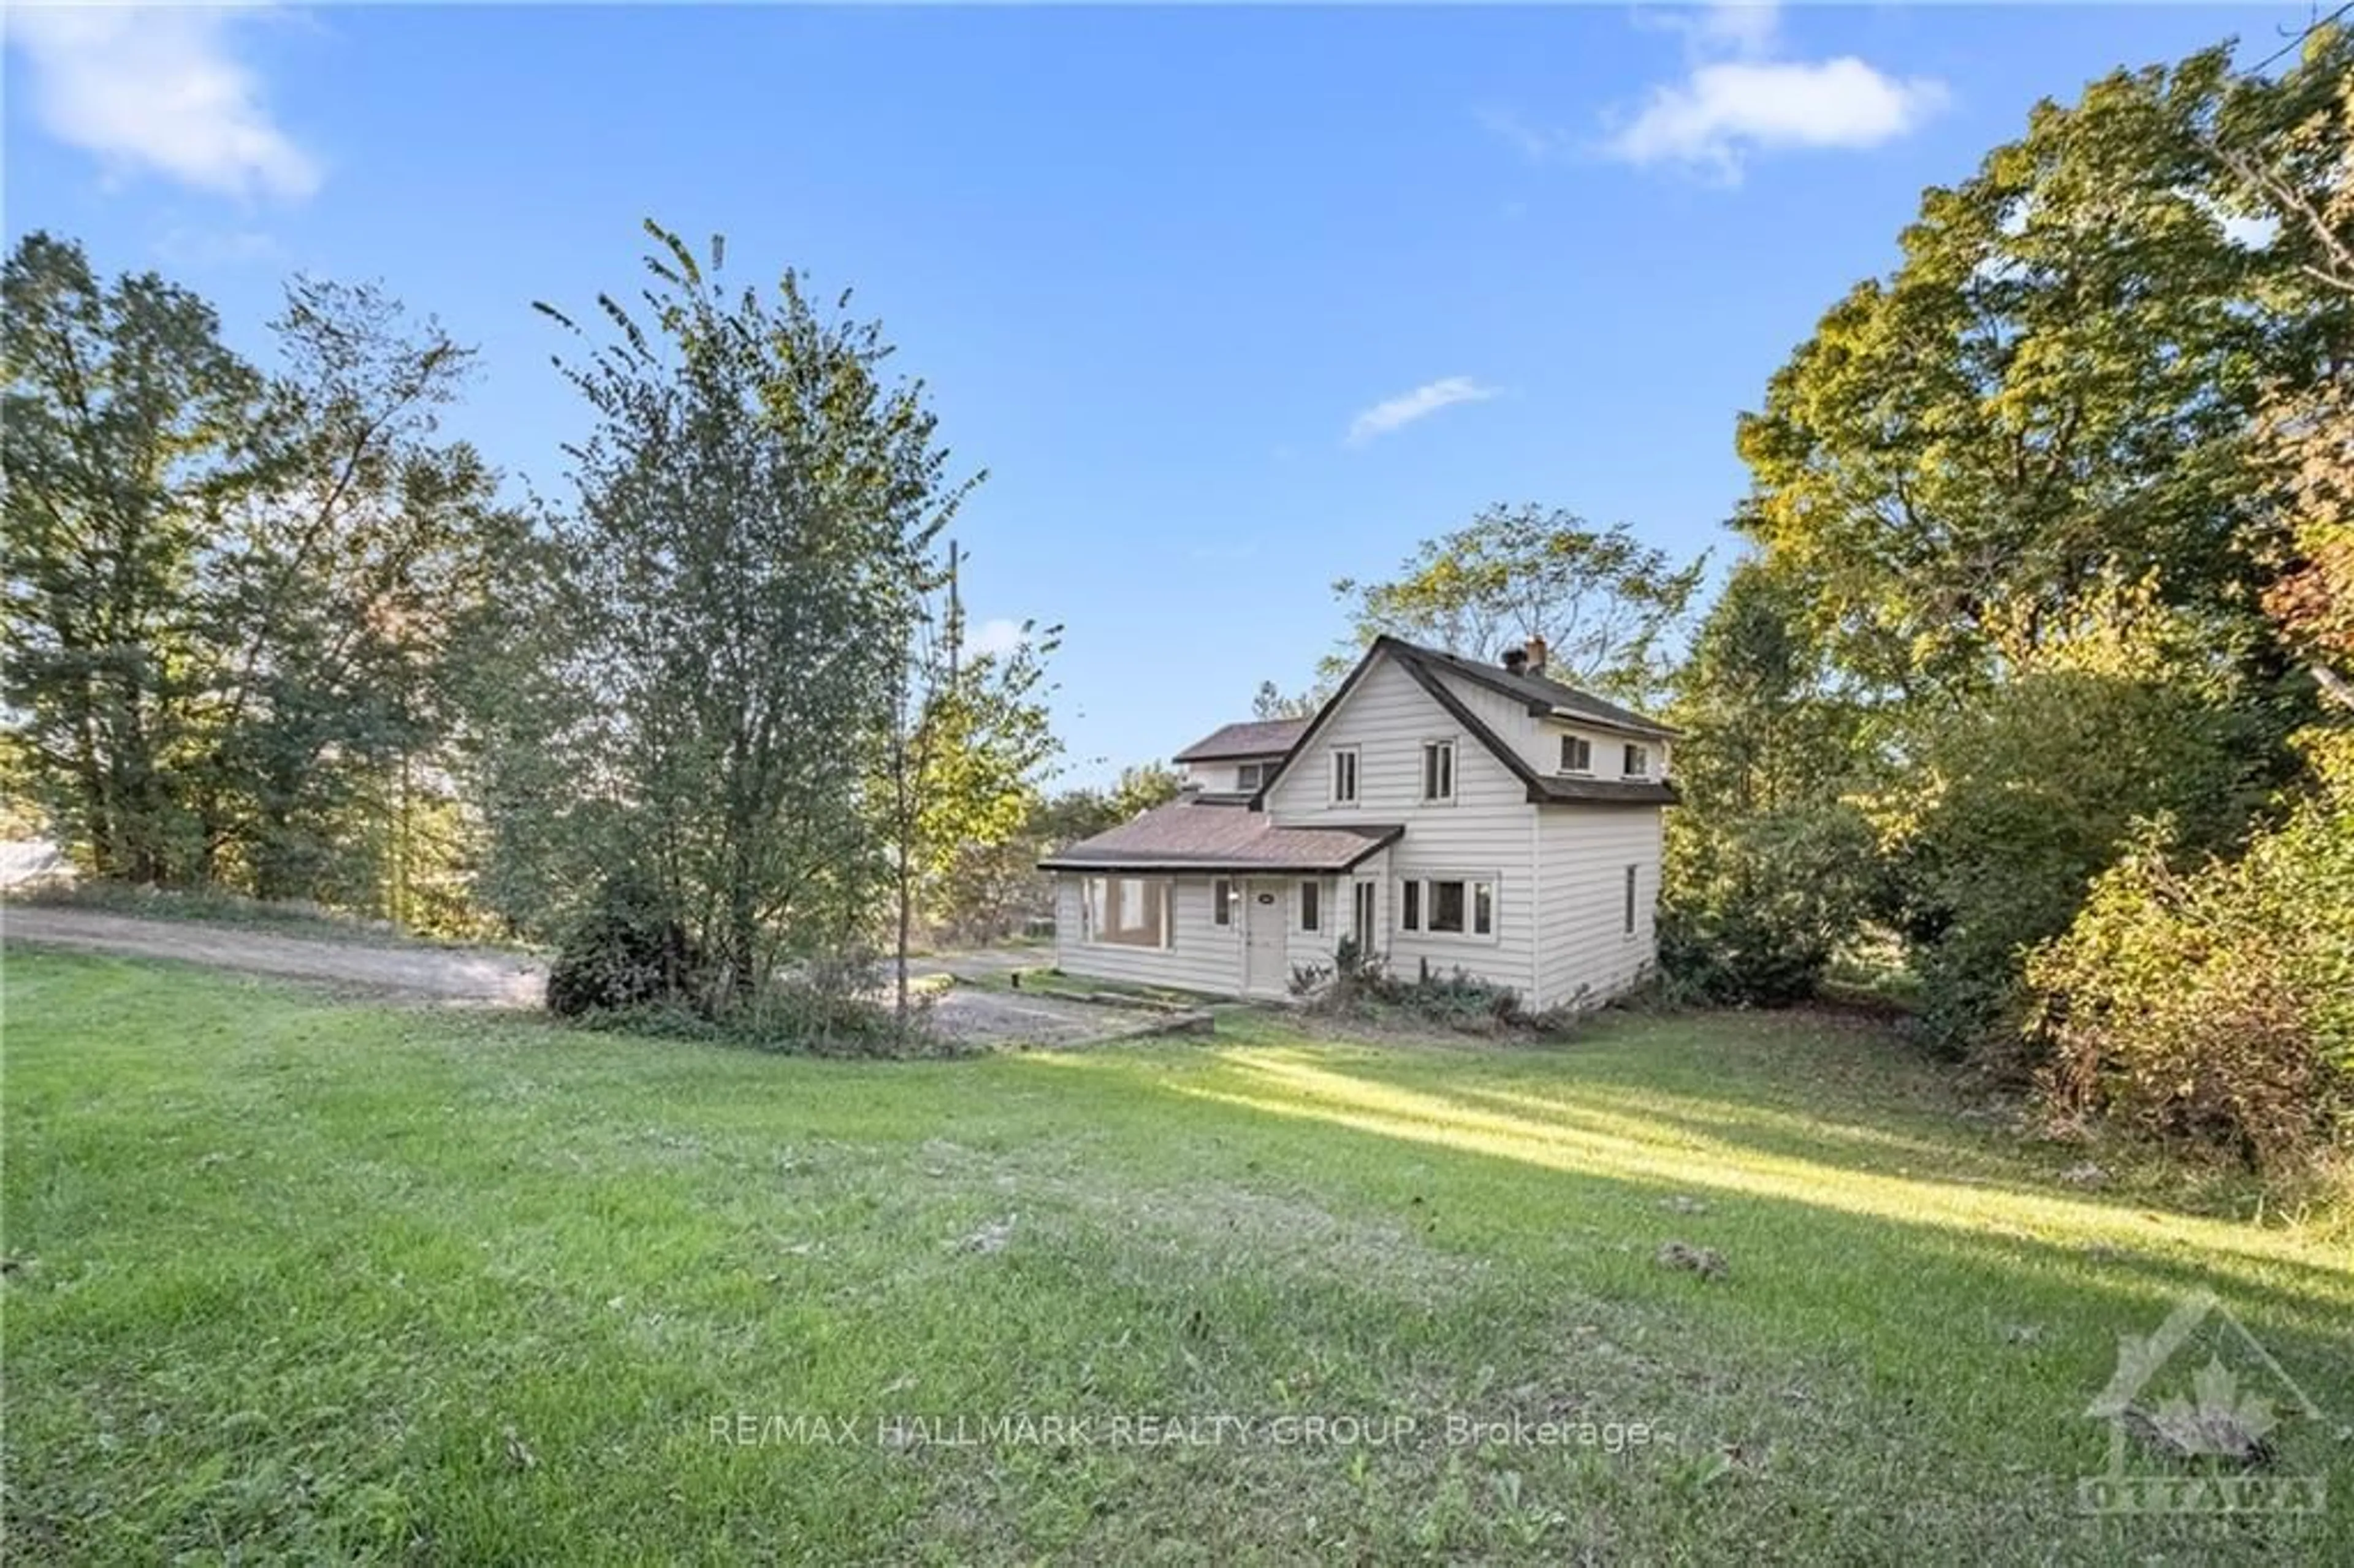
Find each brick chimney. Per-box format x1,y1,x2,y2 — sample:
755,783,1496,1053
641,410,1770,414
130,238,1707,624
1524,634,1548,676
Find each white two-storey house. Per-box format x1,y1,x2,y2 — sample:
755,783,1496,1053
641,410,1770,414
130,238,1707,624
1039,635,1677,1010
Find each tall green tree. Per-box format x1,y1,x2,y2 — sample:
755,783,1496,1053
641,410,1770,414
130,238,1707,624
200,278,517,907
2,232,270,881
876,587,1061,1018
1712,32,2353,1050
1330,505,1705,706
2226,59,2354,711
2014,48,2354,1166
533,221,968,1006
1659,559,1878,1002
4,233,524,918
1735,37,2352,699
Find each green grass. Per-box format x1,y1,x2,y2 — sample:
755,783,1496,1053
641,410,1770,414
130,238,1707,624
6,951,2349,1563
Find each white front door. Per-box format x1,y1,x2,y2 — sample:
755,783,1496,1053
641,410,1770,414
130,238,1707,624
1244,880,1288,996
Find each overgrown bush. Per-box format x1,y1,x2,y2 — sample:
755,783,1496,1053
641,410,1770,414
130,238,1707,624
1290,939,1534,1035
1659,801,1877,1005
546,873,707,1018
1875,644,2282,1059
2023,732,2354,1173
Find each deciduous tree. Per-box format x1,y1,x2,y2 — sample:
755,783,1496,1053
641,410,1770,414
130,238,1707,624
1330,505,1705,706
533,222,969,1008
2,232,270,881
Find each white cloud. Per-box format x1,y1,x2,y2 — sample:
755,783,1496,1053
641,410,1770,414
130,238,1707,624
964,618,1027,659
7,6,321,201
1603,6,1943,183
1608,59,1947,180
1669,1,1782,59
1346,377,1498,446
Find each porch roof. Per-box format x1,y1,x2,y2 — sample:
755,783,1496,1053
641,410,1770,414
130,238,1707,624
1038,801,1401,874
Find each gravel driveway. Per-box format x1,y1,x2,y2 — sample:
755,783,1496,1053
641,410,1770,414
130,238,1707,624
6,905,547,1004
4,905,1156,1046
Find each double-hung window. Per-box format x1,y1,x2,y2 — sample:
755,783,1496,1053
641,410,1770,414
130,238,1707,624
1420,740,1455,802
1396,876,1496,938
1330,747,1360,805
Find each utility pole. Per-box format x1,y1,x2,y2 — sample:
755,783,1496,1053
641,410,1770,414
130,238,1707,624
946,538,963,688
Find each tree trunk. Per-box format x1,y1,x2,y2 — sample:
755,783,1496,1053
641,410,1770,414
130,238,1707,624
894,855,913,1024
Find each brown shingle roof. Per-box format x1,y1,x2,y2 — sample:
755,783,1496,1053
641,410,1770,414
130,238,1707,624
1038,800,1401,873
1248,637,1680,810
1171,718,1312,763
1404,642,1680,739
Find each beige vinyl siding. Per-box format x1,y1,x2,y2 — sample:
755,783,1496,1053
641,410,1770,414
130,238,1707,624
1431,670,1545,773
1178,758,1286,794
1548,723,1664,780
1284,873,1343,978
1267,657,1538,1000
1054,873,1240,994
1531,807,1663,1010
1429,667,1670,782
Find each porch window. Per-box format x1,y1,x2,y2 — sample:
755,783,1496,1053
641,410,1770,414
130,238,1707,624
1300,880,1320,932
1352,880,1377,946
1084,876,1172,949
1625,865,1638,935
1401,879,1421,932
1213,878,1235,927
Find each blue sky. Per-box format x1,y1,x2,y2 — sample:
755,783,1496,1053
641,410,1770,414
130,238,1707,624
2,2,2306,786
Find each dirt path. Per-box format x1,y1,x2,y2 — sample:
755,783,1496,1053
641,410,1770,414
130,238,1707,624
6,905,548,1004
4,905,1166,1046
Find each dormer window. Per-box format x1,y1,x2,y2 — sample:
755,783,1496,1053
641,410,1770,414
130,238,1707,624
1236,761,1267,793
1623,744,1650,778
1560,735,1592,774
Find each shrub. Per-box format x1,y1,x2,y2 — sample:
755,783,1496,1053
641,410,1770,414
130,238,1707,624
2022,731,2354,1173
1286,934,1387,1003
1658,801,1877,1005
546,873,706,1018
1876,639,2280,1059
1291,940,1534,1037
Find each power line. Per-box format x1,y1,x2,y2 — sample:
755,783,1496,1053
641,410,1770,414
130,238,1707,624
2246,0,2351,76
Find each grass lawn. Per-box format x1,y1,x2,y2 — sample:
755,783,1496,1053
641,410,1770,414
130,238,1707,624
6,951,2349,1563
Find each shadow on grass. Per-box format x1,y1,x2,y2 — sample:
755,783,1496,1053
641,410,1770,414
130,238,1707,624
1128,1048,2354,1342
